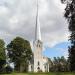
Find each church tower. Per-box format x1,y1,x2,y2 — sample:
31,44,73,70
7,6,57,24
33,0,45,72
28,0,49,72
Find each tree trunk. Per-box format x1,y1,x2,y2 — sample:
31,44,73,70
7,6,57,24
20,64,23,72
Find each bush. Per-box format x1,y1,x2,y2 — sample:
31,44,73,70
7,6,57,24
5,65,13,73
0,60,6,74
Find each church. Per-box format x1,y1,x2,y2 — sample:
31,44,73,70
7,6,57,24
28,0,49,72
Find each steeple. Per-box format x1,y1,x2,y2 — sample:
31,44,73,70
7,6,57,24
35,0,41,41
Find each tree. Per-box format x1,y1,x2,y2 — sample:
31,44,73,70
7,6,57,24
7,37,33,72
0,39,5,60
0,39,6,73
59,56,69,72
52,56,68,72
61,0,75,71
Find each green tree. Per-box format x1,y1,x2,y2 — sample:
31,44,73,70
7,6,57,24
7,37,33,72
52,56,68,72
61,0,75,71
0,39,5,60
59,56,68,72
0,39,6,73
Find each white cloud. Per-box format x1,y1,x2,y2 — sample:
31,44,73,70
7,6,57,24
39,0,48,16
9,16,19,30
0,6,9,15
0,0,69,49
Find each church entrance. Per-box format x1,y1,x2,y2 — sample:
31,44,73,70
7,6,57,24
37,67,40,72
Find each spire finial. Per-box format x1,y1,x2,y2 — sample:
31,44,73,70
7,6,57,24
35,0,41,41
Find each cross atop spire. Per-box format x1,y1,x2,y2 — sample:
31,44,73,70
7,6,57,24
35,0,41,41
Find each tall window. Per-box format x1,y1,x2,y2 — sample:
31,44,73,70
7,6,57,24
38,61,40,66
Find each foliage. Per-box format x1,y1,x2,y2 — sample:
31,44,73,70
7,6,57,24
5,65,13,73
61,0,75,71
49,56,68,72
7,37,33,72
0,39,6,73
0,39,5,60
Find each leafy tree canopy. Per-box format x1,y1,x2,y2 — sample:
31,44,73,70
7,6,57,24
61,0,75,71
0,39,5,60
7,37,33,72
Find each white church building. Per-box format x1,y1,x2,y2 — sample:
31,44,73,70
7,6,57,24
28,0,49,72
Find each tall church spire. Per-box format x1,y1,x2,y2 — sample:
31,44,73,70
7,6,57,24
35,0,41,41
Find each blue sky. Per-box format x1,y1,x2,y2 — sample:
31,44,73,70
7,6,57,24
43,41,70,59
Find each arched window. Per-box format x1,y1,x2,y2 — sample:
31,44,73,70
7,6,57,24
31,65,32,69
39,44,40,47
37,67,40,70
38,61,40,66
45,65,46,69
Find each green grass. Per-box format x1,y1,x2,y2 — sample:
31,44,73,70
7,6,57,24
2,72,75,75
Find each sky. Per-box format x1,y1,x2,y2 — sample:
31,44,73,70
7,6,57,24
0,0,70,59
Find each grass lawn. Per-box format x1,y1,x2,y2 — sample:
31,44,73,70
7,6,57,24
2,72,75,75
